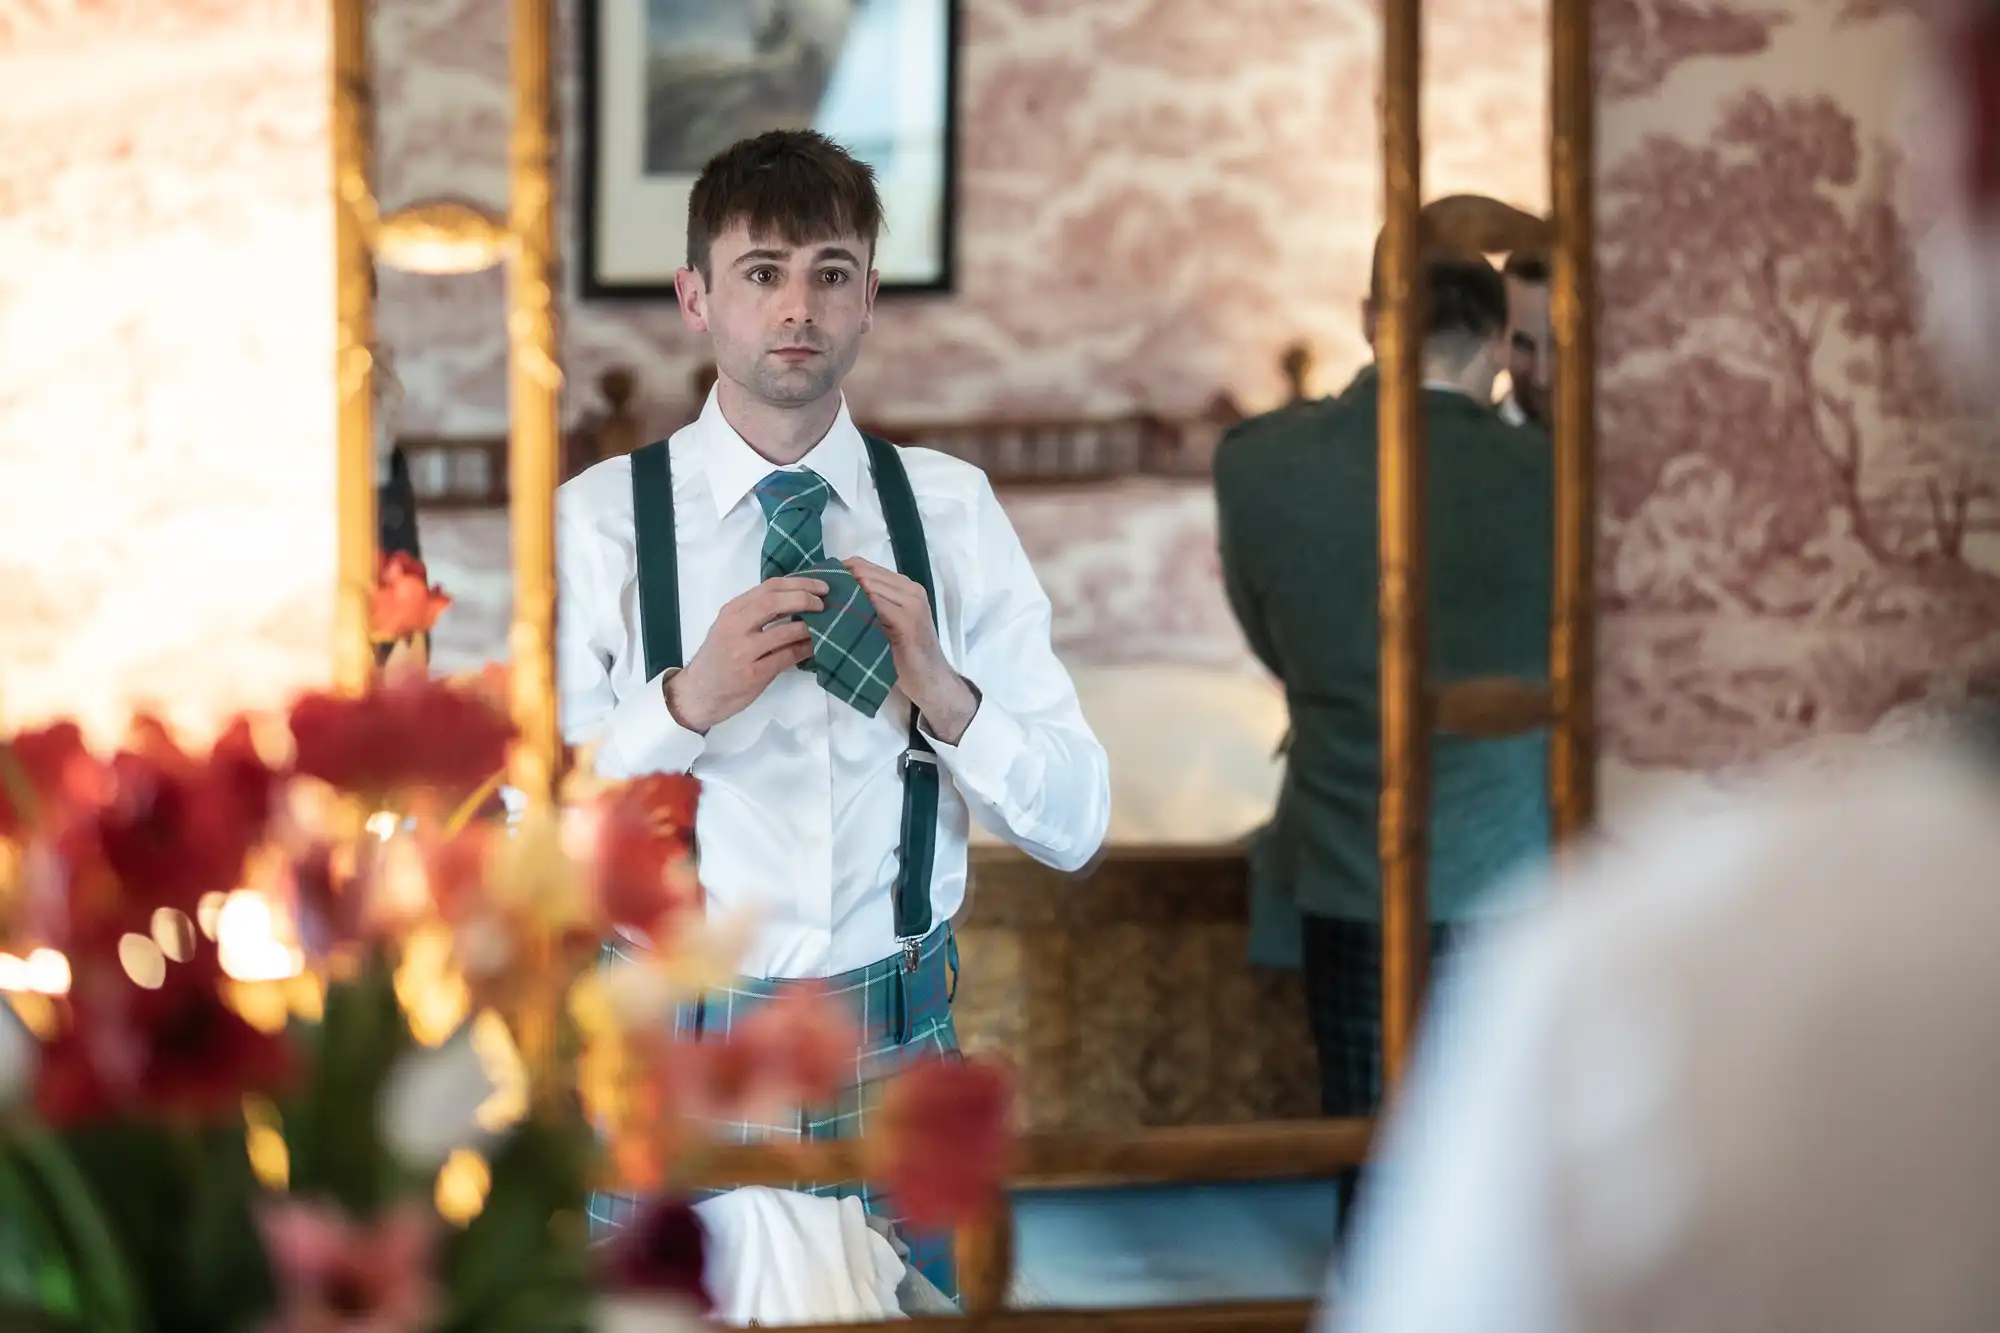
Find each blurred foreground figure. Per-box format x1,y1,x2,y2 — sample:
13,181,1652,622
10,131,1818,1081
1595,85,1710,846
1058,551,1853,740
1332,6,2000,1330
1331,744,2000,1331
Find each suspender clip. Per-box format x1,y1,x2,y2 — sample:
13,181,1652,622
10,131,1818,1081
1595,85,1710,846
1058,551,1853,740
899,749,939,776
899,937,922,974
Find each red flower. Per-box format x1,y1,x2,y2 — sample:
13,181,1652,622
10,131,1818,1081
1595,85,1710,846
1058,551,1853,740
611,989,859,1173
369,551,452,643
35,946,296,1125
597,1197,713,1312
0,721,101,837
288,677,514,801
420,825,492,925
286,838,355,957
589,775,701,939
871,1057,1015,1231
206,716,280,831
59,717,277,937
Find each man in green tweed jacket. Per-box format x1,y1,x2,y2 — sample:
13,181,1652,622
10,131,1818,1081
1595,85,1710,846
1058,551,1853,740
1214,253,1552,1236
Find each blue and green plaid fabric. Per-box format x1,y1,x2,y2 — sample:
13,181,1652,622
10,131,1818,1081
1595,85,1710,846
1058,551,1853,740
754,468,898,718
589,926,963,1299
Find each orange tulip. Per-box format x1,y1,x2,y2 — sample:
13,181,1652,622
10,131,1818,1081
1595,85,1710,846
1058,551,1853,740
369,551,452,644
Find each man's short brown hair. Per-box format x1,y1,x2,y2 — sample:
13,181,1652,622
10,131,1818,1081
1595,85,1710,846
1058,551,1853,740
685,129,884,280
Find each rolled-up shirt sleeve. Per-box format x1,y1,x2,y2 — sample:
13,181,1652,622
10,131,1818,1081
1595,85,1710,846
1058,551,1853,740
557,500,706,779
923,478,1109,873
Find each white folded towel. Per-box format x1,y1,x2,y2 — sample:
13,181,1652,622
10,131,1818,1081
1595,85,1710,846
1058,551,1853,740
695,1187,910,1325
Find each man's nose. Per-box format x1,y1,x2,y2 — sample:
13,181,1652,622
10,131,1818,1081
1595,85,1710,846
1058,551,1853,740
775,274,813,324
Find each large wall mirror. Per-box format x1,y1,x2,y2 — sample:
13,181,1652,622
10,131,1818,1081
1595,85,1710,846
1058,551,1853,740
339,0,1594,1322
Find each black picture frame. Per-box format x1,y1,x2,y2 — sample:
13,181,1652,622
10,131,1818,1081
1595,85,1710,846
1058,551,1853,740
578,0,959,301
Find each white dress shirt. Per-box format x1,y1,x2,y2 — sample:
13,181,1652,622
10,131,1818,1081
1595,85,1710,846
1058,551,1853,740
557,391,1110,978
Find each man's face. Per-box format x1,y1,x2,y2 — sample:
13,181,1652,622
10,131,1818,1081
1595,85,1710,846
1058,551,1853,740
1504,273,1551,425
675,221,878,410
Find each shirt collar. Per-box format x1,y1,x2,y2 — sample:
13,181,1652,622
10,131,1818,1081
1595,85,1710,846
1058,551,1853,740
691,388,869,520
1342,364,1490,409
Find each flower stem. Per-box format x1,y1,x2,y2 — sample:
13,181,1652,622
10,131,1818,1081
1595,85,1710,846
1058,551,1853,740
442,769,506,840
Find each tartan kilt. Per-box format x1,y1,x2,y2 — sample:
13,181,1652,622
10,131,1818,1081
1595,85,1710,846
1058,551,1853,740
1300,913,1460,1240
588,925,963,1301
1300,914,1460,1118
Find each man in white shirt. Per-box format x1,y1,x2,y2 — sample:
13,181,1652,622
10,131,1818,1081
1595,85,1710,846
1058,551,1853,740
560,129,1110,1296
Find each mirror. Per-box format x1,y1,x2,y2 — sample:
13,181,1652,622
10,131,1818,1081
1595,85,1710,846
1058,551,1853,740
355,0,1583,1320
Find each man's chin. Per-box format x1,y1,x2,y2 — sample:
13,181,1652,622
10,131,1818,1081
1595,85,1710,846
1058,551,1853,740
748,368,838,407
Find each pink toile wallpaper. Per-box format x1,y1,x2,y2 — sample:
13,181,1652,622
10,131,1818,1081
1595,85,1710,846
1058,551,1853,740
1594,0,2000,816
4,0,1997,840
376,0,1550,435
0,0,334,744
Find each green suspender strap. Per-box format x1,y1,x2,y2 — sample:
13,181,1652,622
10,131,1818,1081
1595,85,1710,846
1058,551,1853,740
602,440,683,976
862,434,940,964
627,434,940,971
630,439,682,678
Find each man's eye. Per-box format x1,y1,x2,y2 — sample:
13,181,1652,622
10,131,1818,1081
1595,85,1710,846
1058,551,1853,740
818,269,849,286
748,267,778,284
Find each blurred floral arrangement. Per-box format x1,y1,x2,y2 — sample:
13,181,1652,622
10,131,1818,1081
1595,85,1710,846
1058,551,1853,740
0,553,1013,1333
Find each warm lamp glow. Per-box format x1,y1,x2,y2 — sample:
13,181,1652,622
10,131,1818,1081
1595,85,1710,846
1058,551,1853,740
196,891,228,941
434,1148,492,1227
468,1009,529,1134
394,922,470,1048
118,933,168,990
215,891,304,983
244,1095,290,1191
151,907,197,962
0,948,74,996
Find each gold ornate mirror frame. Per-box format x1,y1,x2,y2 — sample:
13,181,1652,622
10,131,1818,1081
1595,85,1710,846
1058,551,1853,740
331,0,562,812
328,0,1596,1322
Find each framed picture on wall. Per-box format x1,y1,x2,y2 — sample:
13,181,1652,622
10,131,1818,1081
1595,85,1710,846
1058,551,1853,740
579,0,959,299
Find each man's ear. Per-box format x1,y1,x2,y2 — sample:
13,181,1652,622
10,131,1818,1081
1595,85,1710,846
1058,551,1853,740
1360,299,1378,347
861,268,881,334
675,267,709,333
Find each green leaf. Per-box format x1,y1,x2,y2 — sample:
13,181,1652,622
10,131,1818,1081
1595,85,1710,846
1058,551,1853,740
175,1127,272,1329
437,1119,594,1331
285,961,413,1215
2,1118,146,1333
0,1151,78,1317
0,1297,90,1333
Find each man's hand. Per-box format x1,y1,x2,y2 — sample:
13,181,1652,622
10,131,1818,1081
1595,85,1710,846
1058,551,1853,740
844,557,979,744
665,576,826,734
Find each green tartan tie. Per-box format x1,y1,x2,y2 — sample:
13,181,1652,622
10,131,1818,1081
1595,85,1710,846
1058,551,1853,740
754,469,898,717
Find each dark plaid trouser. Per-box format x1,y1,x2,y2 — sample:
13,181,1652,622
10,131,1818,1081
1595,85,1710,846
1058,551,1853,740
1300,913,1461,1242
588,925,963,1300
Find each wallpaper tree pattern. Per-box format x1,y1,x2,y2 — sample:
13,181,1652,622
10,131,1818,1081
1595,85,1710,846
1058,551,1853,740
1594,0,2000,813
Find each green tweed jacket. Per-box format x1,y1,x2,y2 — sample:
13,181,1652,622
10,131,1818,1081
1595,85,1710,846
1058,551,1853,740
1215,368,1553,925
